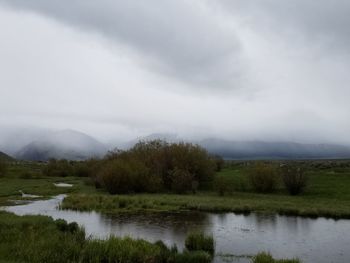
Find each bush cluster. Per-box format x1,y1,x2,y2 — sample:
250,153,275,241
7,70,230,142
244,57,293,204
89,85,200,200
280,165,307,195
97,140,216,194
248,162,279,193
246,162,308,195
42,158,101,179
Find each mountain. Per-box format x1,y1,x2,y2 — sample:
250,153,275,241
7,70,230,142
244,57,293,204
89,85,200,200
0,151,14,162
16,130,107,161
0,125,52,155
199,139,350,160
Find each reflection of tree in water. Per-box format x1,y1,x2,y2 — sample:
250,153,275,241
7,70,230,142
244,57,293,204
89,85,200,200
252,213,278,229
251,213,311,235
100,211,211,248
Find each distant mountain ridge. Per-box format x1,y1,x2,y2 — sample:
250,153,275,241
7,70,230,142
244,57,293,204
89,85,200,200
199,139,350,159
16,130,107,161
4,129,350,161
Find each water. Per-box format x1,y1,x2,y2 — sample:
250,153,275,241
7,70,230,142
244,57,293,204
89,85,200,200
2,195,350,263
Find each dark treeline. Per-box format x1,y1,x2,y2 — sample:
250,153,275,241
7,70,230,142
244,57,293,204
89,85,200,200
44,140,223,195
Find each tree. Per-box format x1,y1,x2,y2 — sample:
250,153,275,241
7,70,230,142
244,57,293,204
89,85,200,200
281,165,307,195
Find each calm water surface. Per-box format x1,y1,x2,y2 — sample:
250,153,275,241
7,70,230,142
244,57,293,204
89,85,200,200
2,195,350,263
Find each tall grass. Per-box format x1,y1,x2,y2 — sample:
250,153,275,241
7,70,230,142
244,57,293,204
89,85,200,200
252,252,300,263
0,211,214,263
185,232,215,254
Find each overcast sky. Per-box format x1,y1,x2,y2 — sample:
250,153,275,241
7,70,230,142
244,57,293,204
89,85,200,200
0,0,349,145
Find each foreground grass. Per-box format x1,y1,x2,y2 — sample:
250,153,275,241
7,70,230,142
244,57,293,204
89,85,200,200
0,211,213,263
0,211,300,263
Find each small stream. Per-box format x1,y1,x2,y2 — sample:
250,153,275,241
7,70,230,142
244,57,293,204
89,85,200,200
2,195,350,263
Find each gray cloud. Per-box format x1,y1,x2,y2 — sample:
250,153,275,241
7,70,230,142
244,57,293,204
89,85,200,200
0,0,244,90
0,1,350,147
220,0,350,50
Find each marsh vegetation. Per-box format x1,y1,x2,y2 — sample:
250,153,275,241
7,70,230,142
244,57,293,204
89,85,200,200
1,145,350,262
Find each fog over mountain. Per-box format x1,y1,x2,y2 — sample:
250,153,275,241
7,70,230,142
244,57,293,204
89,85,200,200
0,1,350,148
1,129,350,161
15,130,107,161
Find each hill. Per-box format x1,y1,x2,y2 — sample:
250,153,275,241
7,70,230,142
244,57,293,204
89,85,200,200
16,130,107,161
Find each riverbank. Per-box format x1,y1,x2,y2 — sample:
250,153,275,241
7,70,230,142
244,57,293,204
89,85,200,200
1,163,350,219
62,167,350,219
62,191,350,219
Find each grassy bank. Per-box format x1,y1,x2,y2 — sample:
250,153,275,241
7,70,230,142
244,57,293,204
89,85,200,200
62,191,350,218
0,162,99,205
62,167,350,219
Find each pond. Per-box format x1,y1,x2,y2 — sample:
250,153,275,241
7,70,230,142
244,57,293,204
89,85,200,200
2,195,350,263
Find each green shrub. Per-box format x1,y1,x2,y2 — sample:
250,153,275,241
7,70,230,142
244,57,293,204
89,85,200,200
185,232,214,254
281,165,307,195
99,140,217,194
74,162,90,177
168,142,216,187
248,163,278,193
43,159,74,177
98,159,136,194
98,158,155,194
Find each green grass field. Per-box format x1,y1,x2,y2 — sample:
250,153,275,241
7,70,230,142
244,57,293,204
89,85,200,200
0,162,99,205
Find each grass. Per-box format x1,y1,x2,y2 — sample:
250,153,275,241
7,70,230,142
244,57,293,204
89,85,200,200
185,232,214,254
253,252,300,263
2,162,350,219
0,210,300,263
0,162,99,205
0,210,215,263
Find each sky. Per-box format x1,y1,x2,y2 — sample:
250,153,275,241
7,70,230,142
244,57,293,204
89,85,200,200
0,0,350,145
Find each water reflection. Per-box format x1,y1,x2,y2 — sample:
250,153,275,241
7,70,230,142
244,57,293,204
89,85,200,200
2,195,350,263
